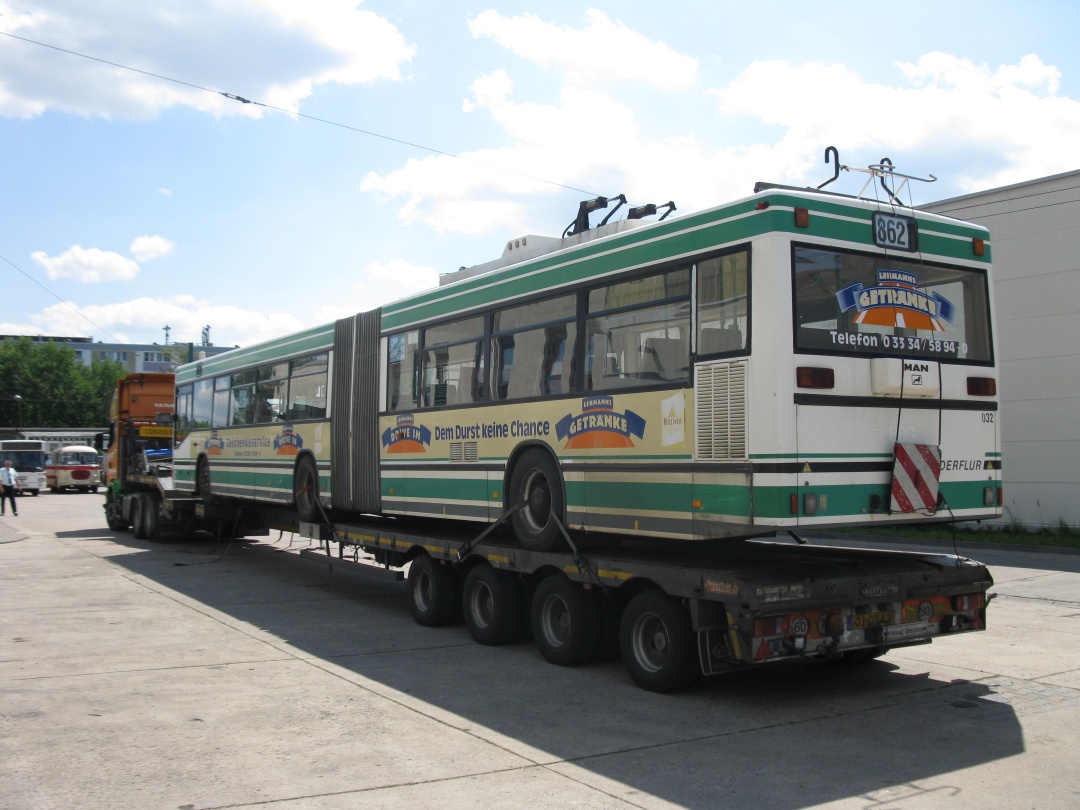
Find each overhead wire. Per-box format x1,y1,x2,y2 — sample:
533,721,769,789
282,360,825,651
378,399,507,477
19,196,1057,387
0,30,600,197
0,251,122,342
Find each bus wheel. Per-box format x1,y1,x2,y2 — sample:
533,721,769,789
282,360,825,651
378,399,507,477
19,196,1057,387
620,590,700,693
196,457,214,501
508,449,566,552
293,455,320,523
408,554,459,627
462,564,522,646
142,494,160,540
531,574,601,666
131,494,147,540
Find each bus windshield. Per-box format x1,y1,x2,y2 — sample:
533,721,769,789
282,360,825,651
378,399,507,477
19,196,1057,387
1,450,48,471
793,245,994,364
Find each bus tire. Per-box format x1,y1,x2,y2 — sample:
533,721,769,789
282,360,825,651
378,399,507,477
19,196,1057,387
508,449,566,552
293,455,320,523
142,494,160,540
531,574,601,666
408,554,458,627
462,564,522,646
131,494,147,540
620,590,700,693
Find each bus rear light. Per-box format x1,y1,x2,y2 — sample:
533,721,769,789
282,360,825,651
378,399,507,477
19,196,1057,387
973,238,985,256
967,377,996,396
790,493,799,515
755,201,770,210
803,493,819,516
999,487,1003,506
984,487,996,507
796,367,834,389
952,593,985,612
794,207,810,228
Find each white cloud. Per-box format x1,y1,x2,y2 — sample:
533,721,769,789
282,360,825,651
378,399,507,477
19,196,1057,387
710,52,1080,192
365,49,1080,236
130,235,175,262
0,0,416,119
365,258,439,291
28,294,306,348
31,245,140,282
468,9,696,91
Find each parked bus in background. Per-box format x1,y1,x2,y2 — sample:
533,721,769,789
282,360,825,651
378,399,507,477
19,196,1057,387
0,440,48,496
172,166,1001,551
46,445,101,493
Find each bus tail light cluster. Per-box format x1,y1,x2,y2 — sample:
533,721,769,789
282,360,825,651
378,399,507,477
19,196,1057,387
796,367,834,389
984,486,1002,507
967,377,996,396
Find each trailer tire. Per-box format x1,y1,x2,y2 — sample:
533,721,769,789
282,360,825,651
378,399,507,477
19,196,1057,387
531,574,601,666
620,590,700,693
142,494,160,540
408,554,458,627
131,494,147,539
508,449,566,552
293,455,320,523
462,564,522,646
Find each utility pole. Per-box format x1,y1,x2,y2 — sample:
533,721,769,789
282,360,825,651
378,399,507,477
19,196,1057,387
163,325,171,345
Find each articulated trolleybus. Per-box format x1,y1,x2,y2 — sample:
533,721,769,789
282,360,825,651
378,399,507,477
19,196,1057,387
171,161,998,690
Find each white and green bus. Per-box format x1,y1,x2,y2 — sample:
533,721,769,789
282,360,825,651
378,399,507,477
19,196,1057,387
173,177,1000,551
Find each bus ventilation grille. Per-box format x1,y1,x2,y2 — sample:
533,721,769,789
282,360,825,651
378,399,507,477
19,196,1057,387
695,360,748,460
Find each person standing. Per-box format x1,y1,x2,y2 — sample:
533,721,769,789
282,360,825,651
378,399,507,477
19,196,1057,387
1,459,20,516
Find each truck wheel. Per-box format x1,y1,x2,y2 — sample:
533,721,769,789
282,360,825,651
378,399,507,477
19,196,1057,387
531,574,601,666
408,554,458,627
508,449,566,552
620,590,700,693
293,455,320,522
142,494,160,540
462,564,522,646
105,494,128,531
131,494,147,540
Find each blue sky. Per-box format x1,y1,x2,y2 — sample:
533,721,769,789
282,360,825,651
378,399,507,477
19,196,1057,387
2,1,1079,349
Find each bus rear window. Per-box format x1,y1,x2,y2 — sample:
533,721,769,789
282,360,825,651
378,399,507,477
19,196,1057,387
793,246,993,363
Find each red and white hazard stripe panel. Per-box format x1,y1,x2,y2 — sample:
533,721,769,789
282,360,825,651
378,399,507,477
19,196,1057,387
891,443,941,513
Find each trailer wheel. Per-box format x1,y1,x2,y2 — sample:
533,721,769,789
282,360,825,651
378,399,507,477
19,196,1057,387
142,494,160,540
408,554,458,627
131,494,147,540
620,590,700,693
462,564,522,646
293,455,320,522
531,574,601,666
508,449,566,552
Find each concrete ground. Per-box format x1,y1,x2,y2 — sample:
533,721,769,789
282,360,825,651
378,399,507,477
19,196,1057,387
2,494,1079,810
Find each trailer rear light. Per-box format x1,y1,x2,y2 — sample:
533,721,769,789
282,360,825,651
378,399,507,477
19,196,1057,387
967,377,996,396
951,593,985,612
796,366,834,389
754,616,786,637
972,238,985,257
794,207,810,228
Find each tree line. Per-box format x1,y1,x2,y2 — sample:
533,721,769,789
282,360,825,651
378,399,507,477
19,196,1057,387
0,337,127,428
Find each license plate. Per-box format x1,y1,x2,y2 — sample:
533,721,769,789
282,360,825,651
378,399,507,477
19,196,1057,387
882,621,937,642
851,611,894,630
872,212,918,251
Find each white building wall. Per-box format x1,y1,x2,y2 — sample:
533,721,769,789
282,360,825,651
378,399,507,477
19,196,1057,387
925,170,1080,529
